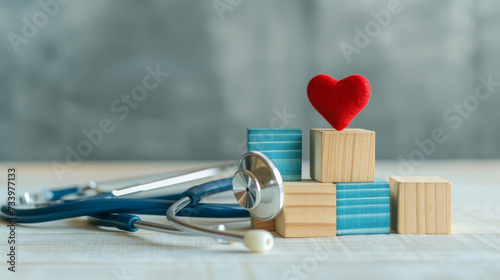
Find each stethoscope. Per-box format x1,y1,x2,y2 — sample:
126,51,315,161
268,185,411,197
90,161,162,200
0,152,284,253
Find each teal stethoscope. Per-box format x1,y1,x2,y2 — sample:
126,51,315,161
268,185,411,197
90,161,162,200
1,152,284,253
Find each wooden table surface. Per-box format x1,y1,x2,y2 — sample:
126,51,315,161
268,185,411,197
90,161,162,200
1,161,500,280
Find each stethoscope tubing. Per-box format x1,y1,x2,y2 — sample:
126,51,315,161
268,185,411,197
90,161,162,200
167,196,245,243
0,178,249,224
0,198,249,223
1,158,278,253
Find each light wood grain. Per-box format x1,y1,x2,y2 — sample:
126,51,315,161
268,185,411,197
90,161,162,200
390,176,452,234
310,128,375,183
435,182,447,233
250,216,275,231
405,182,417,234
425,183,436,233
417,182,426,233
275,180,336,238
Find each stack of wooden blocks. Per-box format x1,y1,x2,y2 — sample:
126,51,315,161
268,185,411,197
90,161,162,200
249,128,452,237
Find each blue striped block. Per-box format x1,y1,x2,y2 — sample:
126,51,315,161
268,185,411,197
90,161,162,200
336,179,390,235
247,128,302,181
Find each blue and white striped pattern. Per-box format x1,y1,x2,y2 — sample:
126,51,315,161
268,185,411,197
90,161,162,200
336,179,390,235
247,128,302,181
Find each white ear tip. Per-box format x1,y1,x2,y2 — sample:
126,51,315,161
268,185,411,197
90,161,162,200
243,230,274,253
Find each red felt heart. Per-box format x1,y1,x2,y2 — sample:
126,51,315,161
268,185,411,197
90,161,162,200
307,74,371,131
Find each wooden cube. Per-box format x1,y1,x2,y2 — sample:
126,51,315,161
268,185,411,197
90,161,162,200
248,128,302,181
250,216,275,231
336,179,391,235
310,128,375,183
276,180,336,238
390,176,451,234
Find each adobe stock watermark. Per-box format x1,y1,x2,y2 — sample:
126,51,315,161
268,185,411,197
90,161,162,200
339,0,403,63
385,74,499,178
7,0,72,54
51,64,170,181
237,105,297,155
213,0,243,21
111,268,136,280
6,167,17,273
282,246,330,280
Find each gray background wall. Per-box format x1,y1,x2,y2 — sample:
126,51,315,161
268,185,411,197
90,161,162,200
1,0,499,162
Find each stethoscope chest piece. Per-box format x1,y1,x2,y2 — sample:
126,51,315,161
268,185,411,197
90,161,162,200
232,151,284,221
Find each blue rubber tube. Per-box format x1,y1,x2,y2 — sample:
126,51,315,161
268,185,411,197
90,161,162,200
0,198,249,223
181,178,233,206
1,178,247,223
88,213,141,232
48,186,85,201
